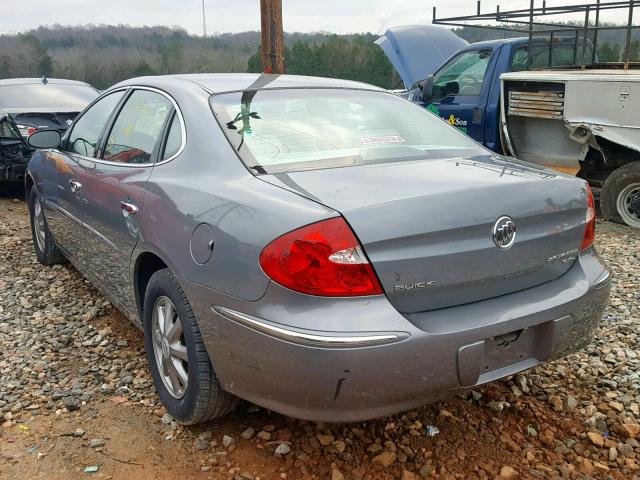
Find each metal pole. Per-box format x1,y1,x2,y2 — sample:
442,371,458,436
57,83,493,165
592,0,601,63
202,0,207,37
433,6,437,23
624,0,635,69
477,1,481,15
581,6,590,68
549,31,555,66
527,0,535,70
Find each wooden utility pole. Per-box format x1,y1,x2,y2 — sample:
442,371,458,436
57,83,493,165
260,0,284,74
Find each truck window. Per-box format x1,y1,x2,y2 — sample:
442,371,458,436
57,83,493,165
511,41,594,71
432,49,492,99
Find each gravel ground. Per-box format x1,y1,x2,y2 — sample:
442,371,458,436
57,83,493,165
0,196,639,480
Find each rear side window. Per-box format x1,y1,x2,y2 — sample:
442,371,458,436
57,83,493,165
67,90,125,157
162,113,183,160
211,88,486,174
103,90,173,164
511,41,595,71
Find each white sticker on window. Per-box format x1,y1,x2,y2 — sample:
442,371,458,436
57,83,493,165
358,135,406,145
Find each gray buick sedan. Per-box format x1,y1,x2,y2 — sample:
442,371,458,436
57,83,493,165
25,74,611,424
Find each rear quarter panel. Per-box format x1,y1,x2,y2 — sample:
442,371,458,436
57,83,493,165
133,81,336,305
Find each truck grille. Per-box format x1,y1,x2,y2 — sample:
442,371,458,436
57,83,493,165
508,91,565,120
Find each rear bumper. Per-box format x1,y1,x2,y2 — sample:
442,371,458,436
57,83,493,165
182,249,610,422
0,162,27,184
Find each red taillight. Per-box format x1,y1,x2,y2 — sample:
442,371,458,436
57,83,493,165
16,124,37,137
581,184,596,250
259,217,384,297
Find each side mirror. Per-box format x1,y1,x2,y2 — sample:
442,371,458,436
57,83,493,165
27,129,62,149
421,74,435,101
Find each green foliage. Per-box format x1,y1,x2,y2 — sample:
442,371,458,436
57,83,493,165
0,25,397,90
248,35,395,88
598,41,622,62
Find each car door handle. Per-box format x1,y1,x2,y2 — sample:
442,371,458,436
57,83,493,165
120,201,138,216
69,180,82,193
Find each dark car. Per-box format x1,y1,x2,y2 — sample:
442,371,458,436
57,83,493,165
25,74,610,424
0,77,98,190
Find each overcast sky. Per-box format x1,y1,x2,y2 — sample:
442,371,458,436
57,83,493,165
0,0,631,35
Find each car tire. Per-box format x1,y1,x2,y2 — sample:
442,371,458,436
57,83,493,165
601,162,640,228
143,268,237,425
28,187,67,265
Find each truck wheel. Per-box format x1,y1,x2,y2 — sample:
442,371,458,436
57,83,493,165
28,187,67,265
601,162,640,228
143,268,238,424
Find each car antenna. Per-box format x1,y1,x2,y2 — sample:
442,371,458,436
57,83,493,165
41,75,48,85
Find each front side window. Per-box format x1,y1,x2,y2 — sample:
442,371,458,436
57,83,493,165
211,88,486,174
103,90,173,164
432,49,492,98
67,90,125,157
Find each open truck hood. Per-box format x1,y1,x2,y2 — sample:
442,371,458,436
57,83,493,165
375,25,468,89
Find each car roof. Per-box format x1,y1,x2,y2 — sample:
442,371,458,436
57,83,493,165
0,77,94,88
112,73,385,94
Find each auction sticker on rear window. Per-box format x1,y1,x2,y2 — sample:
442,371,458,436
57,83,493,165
358,135,406,145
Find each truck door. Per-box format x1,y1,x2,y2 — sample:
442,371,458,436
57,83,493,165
420,48,496,144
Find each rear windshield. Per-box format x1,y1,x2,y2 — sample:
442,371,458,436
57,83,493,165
511,40,595,71
0,83,98,110
211,88,486,174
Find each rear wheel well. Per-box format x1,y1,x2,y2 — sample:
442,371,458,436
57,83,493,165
135,252,168,319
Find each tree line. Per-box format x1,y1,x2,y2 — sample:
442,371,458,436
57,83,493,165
0,25,397,90
0,24,637,91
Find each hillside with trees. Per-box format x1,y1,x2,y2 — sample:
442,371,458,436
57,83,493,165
0,24,636,90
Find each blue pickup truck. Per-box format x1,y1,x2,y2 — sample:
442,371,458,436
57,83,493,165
378,27,640,229
378,27,592,153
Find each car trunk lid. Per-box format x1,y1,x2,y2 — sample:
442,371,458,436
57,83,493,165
261,155,588,313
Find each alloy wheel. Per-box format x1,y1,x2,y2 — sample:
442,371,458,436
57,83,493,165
151,296,189,398
33,198,47,253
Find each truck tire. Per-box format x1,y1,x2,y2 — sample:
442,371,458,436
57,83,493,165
601,162,640,228
143,268,238,424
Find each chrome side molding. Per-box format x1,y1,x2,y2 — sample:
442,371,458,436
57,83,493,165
212,306,404,348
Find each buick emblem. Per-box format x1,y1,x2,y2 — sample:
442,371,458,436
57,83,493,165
492,216,516,249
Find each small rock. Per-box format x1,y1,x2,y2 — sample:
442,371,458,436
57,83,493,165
241,427,255,439
161,413,173,425
401,470,418,480
372,451,396,467
333,440,346,453
73,428,85,438
63,398,80,412
274,443,291,456
564,395,578,411
587,432,605,447
499,465,519,479
316,433,334,446
549,395,563,412
331,468,345,480
222,435,234,448
89,438,105,448
256,431,271,441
